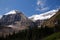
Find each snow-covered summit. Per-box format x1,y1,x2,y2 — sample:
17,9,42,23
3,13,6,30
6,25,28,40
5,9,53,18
4,10,20,15
28,9,58,21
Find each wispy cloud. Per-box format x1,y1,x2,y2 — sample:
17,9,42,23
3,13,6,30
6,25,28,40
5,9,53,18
37,0,43,6
57,6,60,9
55,6,60,10
36,7,49,11
0,8,10,15
36,0,49,11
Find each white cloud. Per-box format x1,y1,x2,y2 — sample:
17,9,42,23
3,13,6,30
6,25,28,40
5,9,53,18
37,0,43,6
57,6,60,9
36,0,49,11
5,8,9,12
41,7,49,11
36,7,49,11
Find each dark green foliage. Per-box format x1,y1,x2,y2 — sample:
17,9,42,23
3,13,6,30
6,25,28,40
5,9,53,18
0,27,55,40
56,14,60,19
43,32,60,40
0,24,60,40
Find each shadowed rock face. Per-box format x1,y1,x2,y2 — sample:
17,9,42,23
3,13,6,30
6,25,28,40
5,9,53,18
0,11,27,25
0,14,21,25
0,10,32,27
0,10,34,37
42,10,60,28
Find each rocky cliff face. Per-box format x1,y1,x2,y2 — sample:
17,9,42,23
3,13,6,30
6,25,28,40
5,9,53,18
42,10,60,28
28,9,59,28
0,10,33,28
0,10,34,37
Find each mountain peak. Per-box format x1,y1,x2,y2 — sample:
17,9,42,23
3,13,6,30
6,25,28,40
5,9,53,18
29,9,58,21
4,10,20,15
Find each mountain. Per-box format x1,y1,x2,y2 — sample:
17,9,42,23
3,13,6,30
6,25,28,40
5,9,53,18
28,9,59,28
0,10,27,25
29,9,58,21
0,10,31,27
4,10,20,15
43,9,60,28
0,9,60,38
0,10,34,37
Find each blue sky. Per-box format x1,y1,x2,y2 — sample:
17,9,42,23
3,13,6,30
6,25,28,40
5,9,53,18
0,0,60,17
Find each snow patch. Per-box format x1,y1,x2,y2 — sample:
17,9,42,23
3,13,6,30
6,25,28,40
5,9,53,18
29,9,58,21
4,10,20,15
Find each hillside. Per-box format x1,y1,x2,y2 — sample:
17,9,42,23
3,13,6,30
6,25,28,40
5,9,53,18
0,10,34,37
42,10,60,28
43,32,60,40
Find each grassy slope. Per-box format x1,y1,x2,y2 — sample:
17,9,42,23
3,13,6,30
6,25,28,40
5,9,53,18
42,11,60,40
43,32,60,40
